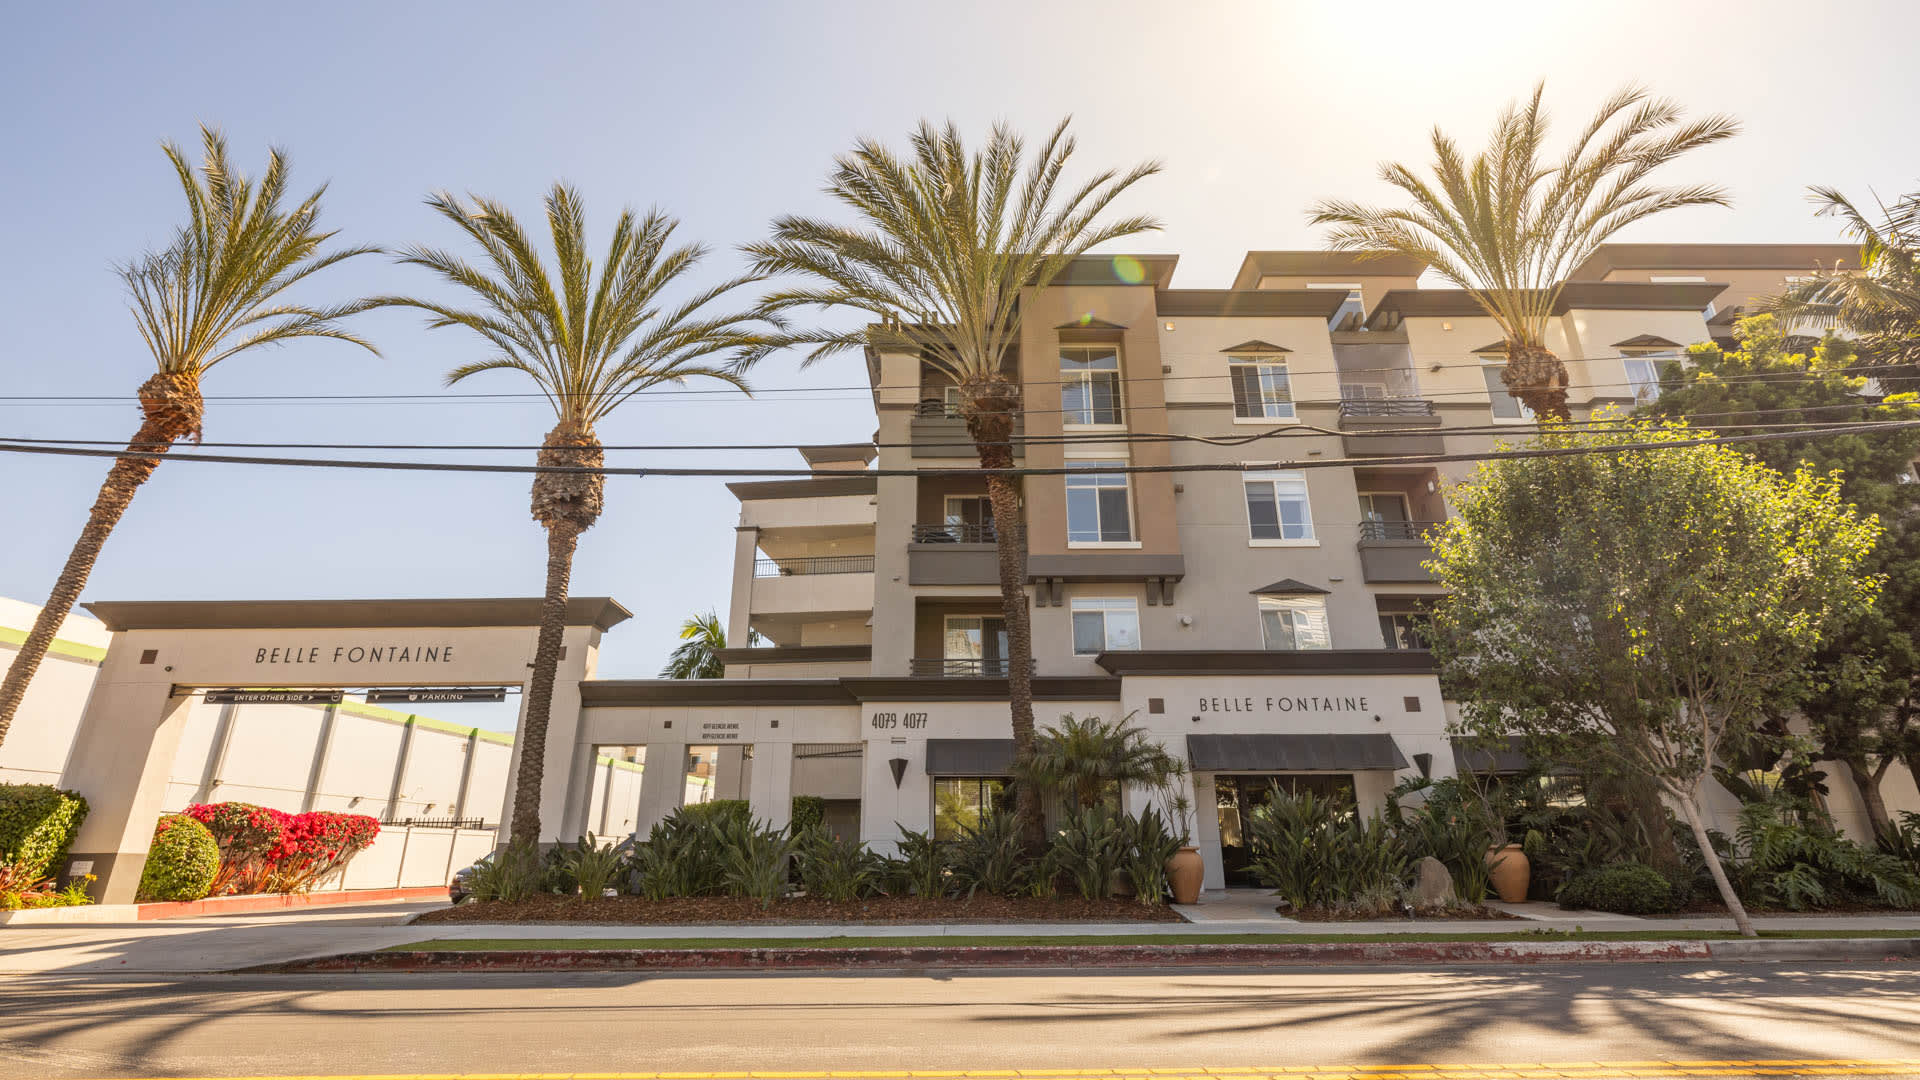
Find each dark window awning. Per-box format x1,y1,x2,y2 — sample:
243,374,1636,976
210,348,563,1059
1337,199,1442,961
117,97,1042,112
1187,733,1408,772
925,739,1017,777
1451,736,1533,775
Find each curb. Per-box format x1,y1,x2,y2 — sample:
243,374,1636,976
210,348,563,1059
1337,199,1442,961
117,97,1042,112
267,937,1920,973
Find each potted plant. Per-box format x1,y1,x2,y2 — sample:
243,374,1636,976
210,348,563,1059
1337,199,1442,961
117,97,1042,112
1162,790,1204,904
1479,785,1531,903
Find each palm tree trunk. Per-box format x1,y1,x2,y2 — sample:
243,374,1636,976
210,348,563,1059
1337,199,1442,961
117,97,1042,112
510,516,582,846
962,379,1043,851
0,372,200,748
1675,787,1757,937
509,423,607,848
1502,343,1572,421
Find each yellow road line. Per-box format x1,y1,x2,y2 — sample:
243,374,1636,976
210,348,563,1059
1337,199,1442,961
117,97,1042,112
73,1064,1920,1080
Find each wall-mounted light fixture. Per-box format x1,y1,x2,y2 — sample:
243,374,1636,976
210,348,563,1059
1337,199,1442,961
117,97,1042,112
888,758,909,788
1412,752,1433,779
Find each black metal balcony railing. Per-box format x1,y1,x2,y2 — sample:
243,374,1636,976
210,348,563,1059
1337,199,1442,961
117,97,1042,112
1340,396,1437,417
914,399,963,418
753,555,876,578
912,522,998,544
1358,519,1443,542
910,656,1036,677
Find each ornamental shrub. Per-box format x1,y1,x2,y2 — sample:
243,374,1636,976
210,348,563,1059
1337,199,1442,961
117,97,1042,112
789,795,826,835
680,799,751,828
1558,861,1682,915
0,783,90,881
135,815,219,902
183,803,379,894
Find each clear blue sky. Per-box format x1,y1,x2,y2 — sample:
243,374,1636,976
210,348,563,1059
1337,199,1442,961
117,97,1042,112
4,1,1917,729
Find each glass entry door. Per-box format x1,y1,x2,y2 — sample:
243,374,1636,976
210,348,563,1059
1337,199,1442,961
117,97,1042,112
1214,773,1356,887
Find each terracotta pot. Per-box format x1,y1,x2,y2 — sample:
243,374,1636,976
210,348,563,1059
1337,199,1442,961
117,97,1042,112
1485,843,1531,903
1166,846,1204,905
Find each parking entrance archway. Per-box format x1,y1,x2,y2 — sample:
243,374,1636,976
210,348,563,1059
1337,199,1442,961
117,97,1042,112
59,597,629,903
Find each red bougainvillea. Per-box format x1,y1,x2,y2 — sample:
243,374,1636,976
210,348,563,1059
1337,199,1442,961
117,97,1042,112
183,803,380,895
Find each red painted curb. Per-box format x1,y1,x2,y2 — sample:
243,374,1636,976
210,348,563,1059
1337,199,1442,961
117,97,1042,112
283,940,1717,973
137,885,447,920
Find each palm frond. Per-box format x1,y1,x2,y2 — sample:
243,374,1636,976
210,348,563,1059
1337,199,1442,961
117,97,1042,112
386,184,769,429
743,117,1160,385
120,125,379,377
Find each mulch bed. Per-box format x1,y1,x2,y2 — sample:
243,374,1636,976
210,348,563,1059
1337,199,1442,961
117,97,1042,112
1287,904,1521,922
417,894,1186,925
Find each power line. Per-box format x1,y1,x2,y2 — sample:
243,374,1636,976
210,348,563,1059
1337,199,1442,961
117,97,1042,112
4,420,1917,480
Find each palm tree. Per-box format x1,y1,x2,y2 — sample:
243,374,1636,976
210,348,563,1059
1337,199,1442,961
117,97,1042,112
1762,185,1920,376
0,127,378,747
380,185,763,847
661,610,748,679
1013,713,1186,811
742,119,1159,847
1308,84,1740,420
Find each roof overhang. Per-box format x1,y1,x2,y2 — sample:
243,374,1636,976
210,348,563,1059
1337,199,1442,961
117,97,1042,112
83,597,633,633
1230,251,1430,290
1569,243,1861,280
1093,650,1435,676
1366,282,1728,329
1158,290,1348,319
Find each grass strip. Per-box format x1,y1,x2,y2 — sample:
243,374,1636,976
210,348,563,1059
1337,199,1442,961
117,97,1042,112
385,929,1920,952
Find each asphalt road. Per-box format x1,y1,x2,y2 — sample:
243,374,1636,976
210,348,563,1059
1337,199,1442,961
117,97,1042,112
1,964,1917,1079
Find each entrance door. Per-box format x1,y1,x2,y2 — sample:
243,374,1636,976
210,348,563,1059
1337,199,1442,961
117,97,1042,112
1214,773,1357,887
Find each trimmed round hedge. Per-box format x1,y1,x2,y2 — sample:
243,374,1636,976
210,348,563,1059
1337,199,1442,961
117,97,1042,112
136,814,220,903
1557,861,1682,915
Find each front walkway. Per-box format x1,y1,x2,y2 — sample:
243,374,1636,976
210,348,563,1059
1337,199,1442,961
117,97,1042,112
7,890,1920,975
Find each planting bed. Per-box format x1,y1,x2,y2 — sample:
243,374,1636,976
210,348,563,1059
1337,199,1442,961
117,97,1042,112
417,894,1186,925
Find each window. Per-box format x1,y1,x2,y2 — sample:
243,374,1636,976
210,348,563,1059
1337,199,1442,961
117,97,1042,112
942,385,963,417
1309,282,1367,330
1483,364,1536,421
1229,356,1295,419
944,495,993,528
1060,345,1122,425
1358,492,1410,522
933,777,1008,840
1244,470,1314,543
1066,460,1132,543
1071,597,1141,655
943,615,1007,674
1379,613,1429,650
1260,596,1332,650
1624,356,1664,405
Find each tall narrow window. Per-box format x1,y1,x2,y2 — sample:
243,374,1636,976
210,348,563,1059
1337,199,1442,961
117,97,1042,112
1229,355,1295,419
1260,596,1332,651
1483,364,1536,421
1061,346,1122,425
1624,357,1663,405
1244,470,1314,543
1066,460,1132,543
1071,597,1141,655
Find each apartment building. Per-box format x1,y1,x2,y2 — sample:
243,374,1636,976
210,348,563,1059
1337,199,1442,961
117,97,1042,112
653,243,1912,889
47,244,1909,904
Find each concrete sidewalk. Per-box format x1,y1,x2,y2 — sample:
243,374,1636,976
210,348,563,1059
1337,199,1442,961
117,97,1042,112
8,890,1920,975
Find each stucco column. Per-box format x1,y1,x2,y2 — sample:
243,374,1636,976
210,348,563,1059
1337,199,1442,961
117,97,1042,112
726,526,759,652
748,741,793,831
635,741,688,833
497,624,598,847
59,676,198,903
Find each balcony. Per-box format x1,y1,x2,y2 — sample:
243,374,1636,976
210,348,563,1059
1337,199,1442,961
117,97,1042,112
909,399,1025,459
748,555,875,622
1356,520,1442,583
1337,396,1445,457
909,657,1034,677
908,522,1005,586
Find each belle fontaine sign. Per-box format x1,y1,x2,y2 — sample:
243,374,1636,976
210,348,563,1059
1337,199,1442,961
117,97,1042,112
253,642,459,665
1196,694,1372,714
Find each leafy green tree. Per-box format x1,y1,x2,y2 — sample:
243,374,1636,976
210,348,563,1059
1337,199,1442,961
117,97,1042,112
744,119,1160,847
661,610,750,680
381,187,764,846
1641,314,1920,835
1763,185,1920,378
0,128,378,746
1428,419,1880,935
1308,83,1738,420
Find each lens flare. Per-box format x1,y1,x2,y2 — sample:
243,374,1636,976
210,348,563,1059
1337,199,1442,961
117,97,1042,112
1110,254,1146,284
1076,311,1096,326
